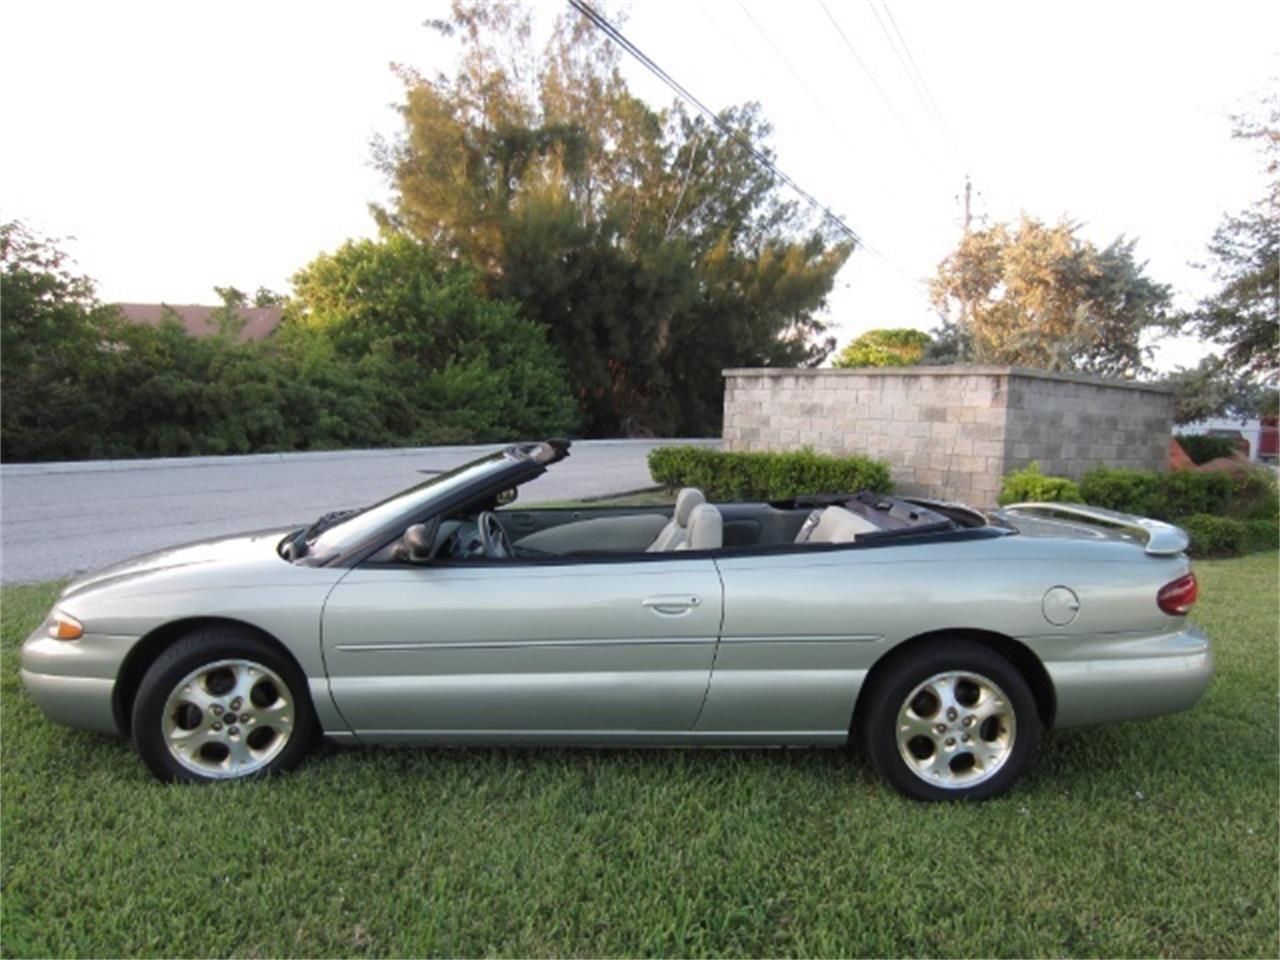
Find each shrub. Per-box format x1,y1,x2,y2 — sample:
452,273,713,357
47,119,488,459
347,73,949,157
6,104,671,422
997,461,1082,506
1179,514,1279,558
1175,434,1240,465
648,446,892,501
1244,519,1280,553
1078,466,1173,519
1229,467,1280,521
1078,466,1238,522
1,227,578,461
1179,514,1242,557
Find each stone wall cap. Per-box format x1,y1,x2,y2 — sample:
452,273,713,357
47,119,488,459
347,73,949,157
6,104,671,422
721,364,1174,394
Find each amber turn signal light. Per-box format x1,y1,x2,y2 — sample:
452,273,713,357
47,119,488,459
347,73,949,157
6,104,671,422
48,611,84,640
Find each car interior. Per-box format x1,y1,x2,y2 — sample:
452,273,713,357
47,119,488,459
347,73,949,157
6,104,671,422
375,486,977,565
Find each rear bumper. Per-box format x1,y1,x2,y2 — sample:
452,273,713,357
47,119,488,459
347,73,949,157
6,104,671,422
1048,623,1213,728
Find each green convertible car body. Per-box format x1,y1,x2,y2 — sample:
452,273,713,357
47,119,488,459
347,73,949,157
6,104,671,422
21,441,1212,800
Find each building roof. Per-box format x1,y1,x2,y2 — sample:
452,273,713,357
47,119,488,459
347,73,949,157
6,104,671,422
115,303,284,343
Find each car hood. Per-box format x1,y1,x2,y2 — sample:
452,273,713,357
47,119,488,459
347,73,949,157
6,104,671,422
61,528,297,601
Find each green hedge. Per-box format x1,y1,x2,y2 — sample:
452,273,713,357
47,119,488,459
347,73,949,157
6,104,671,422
1180,514,1279,558
1079,465,1278,523
648,446,892,501
998,462,1082,506
1175,434,1240,465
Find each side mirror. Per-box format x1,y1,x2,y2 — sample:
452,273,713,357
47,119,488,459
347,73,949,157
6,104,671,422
496,487,518,507
402,523,432,561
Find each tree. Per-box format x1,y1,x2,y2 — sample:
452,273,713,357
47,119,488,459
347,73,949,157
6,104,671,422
253,287,285,308
374,0,850,435
0,221,120,460
1161,356,1279,425
284,232,578,442
1192,97,1279,383
1,221,578,461
212,285,249,308
930,217,1173,377
832,328,931,368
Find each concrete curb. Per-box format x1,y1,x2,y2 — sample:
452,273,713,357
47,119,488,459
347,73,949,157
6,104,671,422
1,438,720,477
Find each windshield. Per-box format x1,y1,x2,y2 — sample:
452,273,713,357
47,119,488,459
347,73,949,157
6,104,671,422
306,452,515,560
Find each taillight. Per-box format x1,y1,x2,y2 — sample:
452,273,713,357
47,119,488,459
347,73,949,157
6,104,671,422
1157,573,1198,616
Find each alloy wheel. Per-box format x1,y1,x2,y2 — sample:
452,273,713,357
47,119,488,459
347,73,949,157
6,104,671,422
161,658,295,779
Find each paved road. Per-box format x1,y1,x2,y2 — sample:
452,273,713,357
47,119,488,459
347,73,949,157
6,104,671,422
0,440,714,583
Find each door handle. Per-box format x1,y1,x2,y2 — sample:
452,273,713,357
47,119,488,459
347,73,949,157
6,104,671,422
642,595,702,615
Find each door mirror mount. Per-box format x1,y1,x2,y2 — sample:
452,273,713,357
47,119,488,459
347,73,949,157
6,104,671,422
402,523,433,562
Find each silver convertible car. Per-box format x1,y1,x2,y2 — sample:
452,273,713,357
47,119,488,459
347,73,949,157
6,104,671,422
21,441,1212,800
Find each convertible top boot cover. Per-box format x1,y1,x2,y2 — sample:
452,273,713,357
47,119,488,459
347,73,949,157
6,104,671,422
647,488,705,551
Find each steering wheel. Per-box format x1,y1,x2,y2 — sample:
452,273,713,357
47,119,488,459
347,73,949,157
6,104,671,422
476,511,514,559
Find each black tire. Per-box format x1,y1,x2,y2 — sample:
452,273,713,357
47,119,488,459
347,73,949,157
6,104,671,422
861,640,1040,802
131,626,315,784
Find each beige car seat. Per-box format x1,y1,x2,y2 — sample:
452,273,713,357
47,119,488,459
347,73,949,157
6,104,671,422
647,488,706,552
675,503,724,551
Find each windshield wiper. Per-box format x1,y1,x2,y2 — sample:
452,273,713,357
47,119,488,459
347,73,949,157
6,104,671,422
283,508,360,560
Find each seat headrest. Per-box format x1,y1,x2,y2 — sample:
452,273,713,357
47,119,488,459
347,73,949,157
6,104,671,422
674,487,706,527
683,503,723,550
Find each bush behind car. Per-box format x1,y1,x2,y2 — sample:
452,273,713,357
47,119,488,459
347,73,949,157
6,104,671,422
648,446,892,502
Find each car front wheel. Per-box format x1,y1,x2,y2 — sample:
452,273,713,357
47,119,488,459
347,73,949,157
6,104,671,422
862,640,1040,801
131,628,315,783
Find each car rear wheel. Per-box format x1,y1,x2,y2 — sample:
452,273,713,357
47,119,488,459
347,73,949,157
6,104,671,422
862,640,1040,801
131,627,315,783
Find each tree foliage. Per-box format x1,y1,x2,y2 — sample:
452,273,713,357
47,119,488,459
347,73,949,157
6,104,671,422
0,223,575,461
1192,97,1279,382
284,233,577,443
1,221,122,459
930,217,1172,377
1160,356,1279,425
832,328,931,368
375,0,850,435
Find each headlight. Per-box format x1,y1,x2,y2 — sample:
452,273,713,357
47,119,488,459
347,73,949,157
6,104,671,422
48,610,84,640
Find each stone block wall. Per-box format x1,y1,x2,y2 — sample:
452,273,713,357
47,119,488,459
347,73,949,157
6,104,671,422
722,366,1173,508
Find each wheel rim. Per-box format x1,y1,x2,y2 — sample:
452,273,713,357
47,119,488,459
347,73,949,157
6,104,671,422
161,658,295,779
895,670,1017,790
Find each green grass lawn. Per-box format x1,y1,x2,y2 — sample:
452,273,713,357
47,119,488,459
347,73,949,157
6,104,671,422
2,554,1277,958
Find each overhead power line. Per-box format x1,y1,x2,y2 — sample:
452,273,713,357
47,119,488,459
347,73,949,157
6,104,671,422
816,0,942,173
879,2,951,138
736,1,828,115
867,1,952,148
567,0,870,252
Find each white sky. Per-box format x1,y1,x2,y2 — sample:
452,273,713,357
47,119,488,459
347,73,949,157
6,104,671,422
3,1,1276,372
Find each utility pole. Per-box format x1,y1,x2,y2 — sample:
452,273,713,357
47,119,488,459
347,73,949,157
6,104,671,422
958,174,973,332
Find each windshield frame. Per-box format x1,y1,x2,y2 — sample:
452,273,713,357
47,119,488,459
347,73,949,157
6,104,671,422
299,448,546,567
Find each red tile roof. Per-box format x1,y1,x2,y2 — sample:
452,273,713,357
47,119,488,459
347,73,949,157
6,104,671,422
115,303,283,343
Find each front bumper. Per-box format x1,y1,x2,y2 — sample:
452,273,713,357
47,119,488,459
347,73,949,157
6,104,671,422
20,626,137,736
1047,622,1214,728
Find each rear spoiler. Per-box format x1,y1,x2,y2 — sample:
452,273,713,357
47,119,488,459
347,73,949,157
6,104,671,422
1001,502,1190,556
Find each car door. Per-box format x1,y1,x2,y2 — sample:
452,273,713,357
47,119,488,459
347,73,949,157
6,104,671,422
697,549,888,742
321,556,723,740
